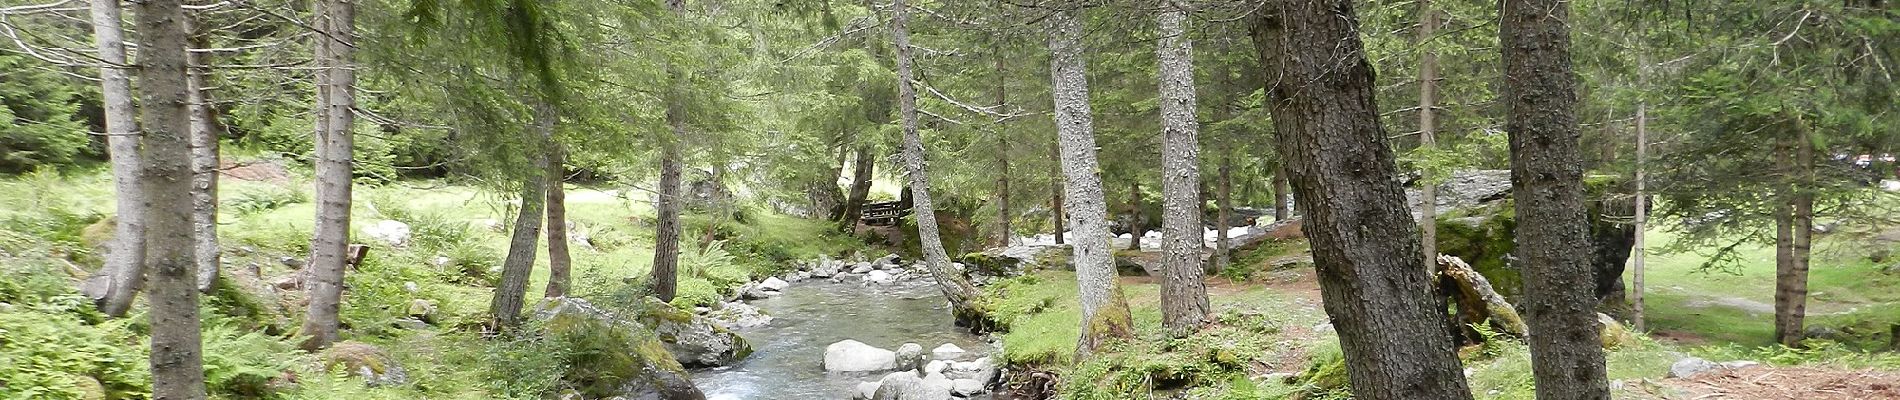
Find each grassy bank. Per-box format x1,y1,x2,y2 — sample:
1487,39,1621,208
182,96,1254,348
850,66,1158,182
0,164,867,399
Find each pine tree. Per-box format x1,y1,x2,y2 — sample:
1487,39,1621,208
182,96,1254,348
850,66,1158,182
1046,5,1133,357
134,0,207,396
301,0,357,351
1155,0,1210,337
84,0,147,318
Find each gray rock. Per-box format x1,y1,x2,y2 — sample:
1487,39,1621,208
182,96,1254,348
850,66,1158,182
759,277,790,291
1668,357,1719,378
825,340,897,372
950,379,985,396
706,302,773,329
865,270,896,285
365,220,412,247
1720,360,1761,370
872,370,954,400
875,253,902,267
321,342,408,387
852,262,876,274
895,343,926,373
633,298,753,368
924,360,948,375
856,381,882,400
930,343,965,360
944,357,998,384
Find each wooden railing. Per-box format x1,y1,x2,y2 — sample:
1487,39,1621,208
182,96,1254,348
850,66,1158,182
860,201,911,226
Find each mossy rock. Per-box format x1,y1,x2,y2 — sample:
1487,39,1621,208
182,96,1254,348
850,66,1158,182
1436,201,1522,299
536,298,704,399
958,252,1021,277
320,341,408,387
632,297,753,368
1598,313,1636,349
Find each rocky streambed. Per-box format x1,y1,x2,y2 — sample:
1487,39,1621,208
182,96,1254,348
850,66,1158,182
695,256,1007,399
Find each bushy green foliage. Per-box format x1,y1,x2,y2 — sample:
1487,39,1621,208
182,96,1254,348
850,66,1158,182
475,329,573,399
201,324,305,398
0,53,93,173
228,185,310,216
0,311,149,400
669,278,720,309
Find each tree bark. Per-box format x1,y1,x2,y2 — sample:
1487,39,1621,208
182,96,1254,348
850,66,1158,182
134,0,207,396
544,146,571,299
491,171,546,327
1271,166,1290,221
840,145,875,229
1127,181,1144,250
1416,0,1440,269
86,0,146,317
1047,7,1133,357
1250,1,1474,398
892,0,986,327
301,0,356,351
1631,101,1647,332
1051,139,1065,244
1216,155,1233,271
1775,118,1815,347
652,0,688,302
993,50,1013,247
188,19,220,294
1501,0,1610,397
1157,2,1211,336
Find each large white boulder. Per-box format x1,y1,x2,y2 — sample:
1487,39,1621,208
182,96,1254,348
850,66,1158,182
871,370,954,400
930,343,965,360
825,340,897,372
865,270,896,285
759,277,790,291
365,220,412,247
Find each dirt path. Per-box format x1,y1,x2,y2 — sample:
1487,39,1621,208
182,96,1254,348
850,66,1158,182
1650,365,1900,399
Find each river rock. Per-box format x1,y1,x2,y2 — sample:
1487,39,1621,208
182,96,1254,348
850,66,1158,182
895,343,925,372
856,381,882,399
825,340,897,372
950,379,985,396
320,341,408,387
875,253,902,267
633,297,753,368
925,360,948,375
944,357,997,384
852,262,876,274
742,283,781,300
707,301,773,329
872,371,954,400
534,298,704,399
759,277,790,291
930,343,965,360
1668,357,1719,378
365,220,412,247
865,270,895,285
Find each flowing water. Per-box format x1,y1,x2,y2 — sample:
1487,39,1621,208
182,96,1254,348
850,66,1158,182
692,279,997,399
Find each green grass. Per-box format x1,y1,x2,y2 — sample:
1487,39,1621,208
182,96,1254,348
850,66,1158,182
1634,228,1900,347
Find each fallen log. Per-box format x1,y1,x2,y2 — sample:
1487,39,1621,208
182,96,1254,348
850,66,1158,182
1438,254,1527,338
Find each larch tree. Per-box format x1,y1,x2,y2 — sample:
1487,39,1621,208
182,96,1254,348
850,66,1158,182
1155,0,1210,336
134,0,208,396
544,140,572,299
1250,0,1474,398
85,0,147,318
650,0,690,302
1046,5,1133,357
891,0,986,327
1501,0,1612,397
301,0,357,351
1416,0,1439,266
490,99,555,326
188,16,221,294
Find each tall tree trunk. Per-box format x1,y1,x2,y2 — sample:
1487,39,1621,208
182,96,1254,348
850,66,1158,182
544,145,571,299
1051,139,1065,244
491,171,546,327
1127,181,1144,250
652,0,689,302
1216,155,1233,271
1776,118,1816,347
1251,2,1474,398
301,0,356,351
816,145,848,220
993,51,1013,247
840,145,875,230
1271,166,1290,221
86,0,146,317
892,0,986,327
188,20,220,294
1416,0,1439,267
1157,2,1211,336
1048,7,1133,357
1501,0,1610,397
1631,101,1648,332
134,0,206,396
